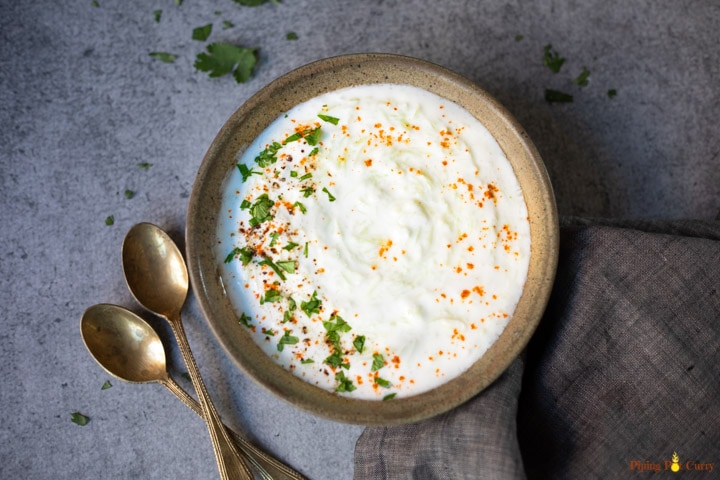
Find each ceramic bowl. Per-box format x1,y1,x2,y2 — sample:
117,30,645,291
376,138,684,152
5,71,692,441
186,53,558,425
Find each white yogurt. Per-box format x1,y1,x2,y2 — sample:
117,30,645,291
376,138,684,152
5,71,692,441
216,84,530,399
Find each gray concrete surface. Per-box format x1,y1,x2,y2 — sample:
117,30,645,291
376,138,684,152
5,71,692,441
1,0,718,479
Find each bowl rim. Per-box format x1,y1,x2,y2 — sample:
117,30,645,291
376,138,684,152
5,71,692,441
186,52,559,425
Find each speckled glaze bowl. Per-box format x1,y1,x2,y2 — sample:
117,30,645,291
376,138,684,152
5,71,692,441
186,53,558,425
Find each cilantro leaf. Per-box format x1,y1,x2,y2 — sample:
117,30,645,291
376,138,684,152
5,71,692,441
248,193,274,226
353,335,366,353
543,44,565,73
261,288,282,304
153,10,162,22
371,353,385,372
573,67,590,87
277,330,299,351
375,377,392,388
71,412,90,426
237,163,260,182
300,291,321,317
149,52,178,64
335,371,356,393
238,312,253,327
318,114,339,125
255,141,282,167
223,20,234,29
194,43,258,84
258,258,287,280
105,215,114,226
608,89,618,98
286,32,298,40
322,187,336,202
383,393,397,401
192,24,213,42
101,380,113,390
544,89,574,103
124,189,134,199
224,246,254,265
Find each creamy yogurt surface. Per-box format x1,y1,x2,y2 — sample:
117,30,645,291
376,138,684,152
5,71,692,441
216,84,530,400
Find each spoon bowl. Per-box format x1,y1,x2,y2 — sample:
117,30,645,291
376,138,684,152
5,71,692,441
81,303,168,384
122,223,188,319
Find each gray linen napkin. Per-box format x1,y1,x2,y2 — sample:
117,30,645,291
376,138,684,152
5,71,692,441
354,218,720,479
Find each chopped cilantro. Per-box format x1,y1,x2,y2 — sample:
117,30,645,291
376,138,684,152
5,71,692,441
301,187,314,198
371,353,385,372
194,43,258,84
137,162,153,169
515,34,524,42
375,377,392,388
544,89,573,103
353,335,366,353
290,170,298,178
383,393,397,401
325,351,349,369
286,32,298,40
105,215,114,226
283,241,299,251
71,412,90,426
293,201,307,214
255,141,282,167
318,114,339,125
124,189,135,199
543,44,565,73
304,127,322,146
240,199,251,209
268,231,280,247
335,371,356,393
303,241,309,257
258,257,287,280
322,187,336,202
153,9,162,22
263,328,277,336
301,358,314,364
222,20,234,29
149,52,177,64
224,246,254,265
323,314,351,334
91,0,99,6
308,147,319,156
237,163,261,182
238,312,253,327
573,67,590,87
300,291,321,317
261,289,282,304
608,89,617,98
101,380,112,390
277,330,299,351
299,172,313,180
276,260,297,274
174,0,183,5
192,24,213,41
249,193,274,226
288,297,297,311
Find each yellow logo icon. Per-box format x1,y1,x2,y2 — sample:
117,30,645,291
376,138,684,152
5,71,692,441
671,452,681,473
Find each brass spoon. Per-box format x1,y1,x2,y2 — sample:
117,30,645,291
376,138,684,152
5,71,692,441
121,222,252,480
80,304,306,480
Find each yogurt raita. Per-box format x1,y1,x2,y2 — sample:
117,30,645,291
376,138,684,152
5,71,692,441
216,84,530,400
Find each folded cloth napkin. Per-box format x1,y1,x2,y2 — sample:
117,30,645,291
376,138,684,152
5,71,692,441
354,217,720,479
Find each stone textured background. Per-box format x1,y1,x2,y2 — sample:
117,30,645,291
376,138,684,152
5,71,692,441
1,0,718,479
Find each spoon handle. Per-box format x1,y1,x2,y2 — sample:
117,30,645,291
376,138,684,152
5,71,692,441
168,315,254,480
162,377,307,480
